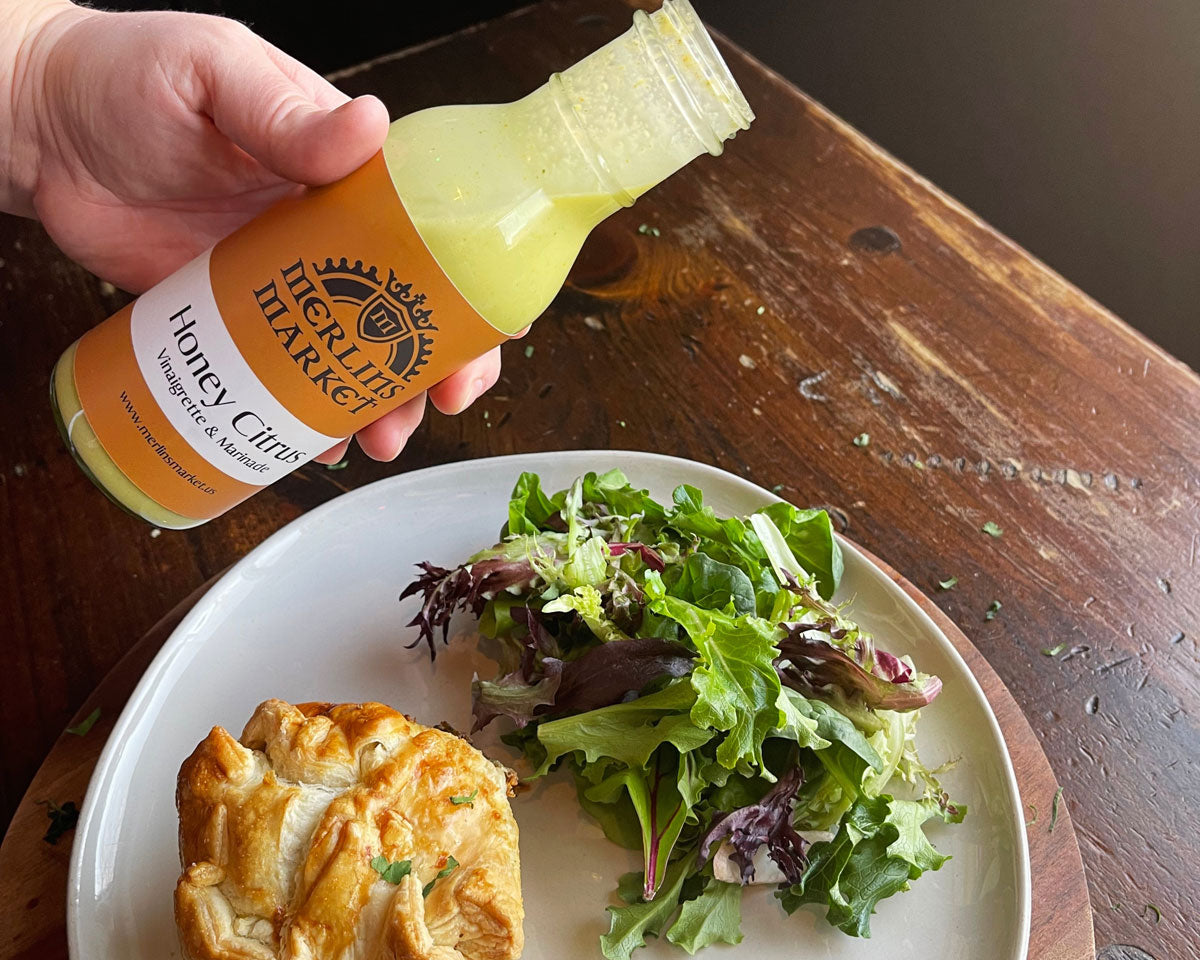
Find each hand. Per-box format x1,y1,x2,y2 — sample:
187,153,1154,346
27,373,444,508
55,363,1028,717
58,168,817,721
1,0,501,461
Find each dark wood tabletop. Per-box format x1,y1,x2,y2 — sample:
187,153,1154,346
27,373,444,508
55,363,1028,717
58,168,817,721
0,1,1195,958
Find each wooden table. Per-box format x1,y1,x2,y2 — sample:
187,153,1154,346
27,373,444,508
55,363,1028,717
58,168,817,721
0,2,1195,958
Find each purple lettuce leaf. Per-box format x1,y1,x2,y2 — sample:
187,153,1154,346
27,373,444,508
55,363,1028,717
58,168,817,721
776,626,942,712
555,637,695,715
510,605,560,679
608,542,666,572
471,637,695,732
698,765,808,884
472,658,563,732
400,558,537,659
865,643,914,683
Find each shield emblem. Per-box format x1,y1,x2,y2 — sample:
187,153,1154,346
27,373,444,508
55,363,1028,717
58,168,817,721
358,293,411,343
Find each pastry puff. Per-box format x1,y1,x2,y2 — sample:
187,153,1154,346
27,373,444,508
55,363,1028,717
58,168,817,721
175,699,524,960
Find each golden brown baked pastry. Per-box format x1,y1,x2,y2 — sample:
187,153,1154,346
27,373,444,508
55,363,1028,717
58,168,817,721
175,699,523,960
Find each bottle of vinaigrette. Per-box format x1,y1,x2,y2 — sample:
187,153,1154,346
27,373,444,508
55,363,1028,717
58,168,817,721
50,0,753,528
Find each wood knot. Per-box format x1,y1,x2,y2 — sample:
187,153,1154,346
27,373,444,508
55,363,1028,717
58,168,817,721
849,225,902,254
567,219,638,292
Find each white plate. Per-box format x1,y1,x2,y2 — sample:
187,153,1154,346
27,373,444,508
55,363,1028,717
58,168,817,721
68,450,1030,960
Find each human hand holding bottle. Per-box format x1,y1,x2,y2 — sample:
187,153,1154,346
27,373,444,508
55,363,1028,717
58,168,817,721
0,0,503,462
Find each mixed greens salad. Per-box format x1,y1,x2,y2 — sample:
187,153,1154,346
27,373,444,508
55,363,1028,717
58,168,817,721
401,470,963,957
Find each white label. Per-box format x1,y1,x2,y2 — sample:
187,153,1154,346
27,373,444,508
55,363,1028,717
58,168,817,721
130,249,342,485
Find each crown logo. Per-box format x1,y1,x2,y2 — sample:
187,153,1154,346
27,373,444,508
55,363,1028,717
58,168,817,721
312,258,436,383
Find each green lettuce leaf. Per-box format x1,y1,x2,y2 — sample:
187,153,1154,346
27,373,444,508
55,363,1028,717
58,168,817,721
543,582,626,642
861,709,918,798
749,511,813,591
787,692,882,772
478,593,519,642
706,769,771,813
577,775,645,851
562,536,610,590
668,486,843,603
649,593,784,772
504,471,563,536
772,689,831,751
884,799,951,875
583,469,668,522
779,794,953,937
788,695,891,831
668,485,761,571
600,857,691,960
533,683,711,774
586,748,703,898
665,876,744,953
822,832,911,935
616,871,646,904
668,553,756,616
756,501,843,600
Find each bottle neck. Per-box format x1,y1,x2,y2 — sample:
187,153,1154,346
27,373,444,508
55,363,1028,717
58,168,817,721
379,1,752,332
548,0,753,205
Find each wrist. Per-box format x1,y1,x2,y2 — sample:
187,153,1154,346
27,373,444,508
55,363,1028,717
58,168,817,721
0,0,91,217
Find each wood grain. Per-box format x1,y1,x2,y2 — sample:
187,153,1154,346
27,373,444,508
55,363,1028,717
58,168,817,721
0,544,1090,960
0,579,214,960
0,0,1195,957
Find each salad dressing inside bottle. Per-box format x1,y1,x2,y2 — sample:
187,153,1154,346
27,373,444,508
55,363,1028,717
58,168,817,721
51,0,753,528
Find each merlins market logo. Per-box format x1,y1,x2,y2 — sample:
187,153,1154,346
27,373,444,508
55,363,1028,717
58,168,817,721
254,256,439,416
313,257,436,382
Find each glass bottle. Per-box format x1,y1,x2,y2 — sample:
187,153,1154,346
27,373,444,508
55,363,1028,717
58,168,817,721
50,0,753,528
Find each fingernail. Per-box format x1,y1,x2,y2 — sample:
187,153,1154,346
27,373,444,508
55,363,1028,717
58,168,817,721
460,378,486,412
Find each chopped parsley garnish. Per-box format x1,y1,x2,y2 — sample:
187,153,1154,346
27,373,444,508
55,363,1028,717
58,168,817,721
370,855,412,884
423,856,459,897
852,433,870,447
637,223,661,237
937,577,958,590
1048,786,1064,833
450,789,478,807
66,707,101,737
524,345,535,358
37,799,79,845
981,521,1003,538
985,600,1002,621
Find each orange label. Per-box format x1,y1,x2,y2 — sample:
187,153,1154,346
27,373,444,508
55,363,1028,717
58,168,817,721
73,153,506,520
211,154,505,437
73,305,261,518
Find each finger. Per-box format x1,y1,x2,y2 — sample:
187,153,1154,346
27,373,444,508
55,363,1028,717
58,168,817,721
259,42,352,110
201,26,389,185
429,348,503,415
313,439,351,465
355,392,428,461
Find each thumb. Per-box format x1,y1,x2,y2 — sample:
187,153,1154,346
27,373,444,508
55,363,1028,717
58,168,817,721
204,39,390,185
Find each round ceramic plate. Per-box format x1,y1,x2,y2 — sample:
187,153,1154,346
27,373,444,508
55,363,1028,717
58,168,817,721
68,450,1030,960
